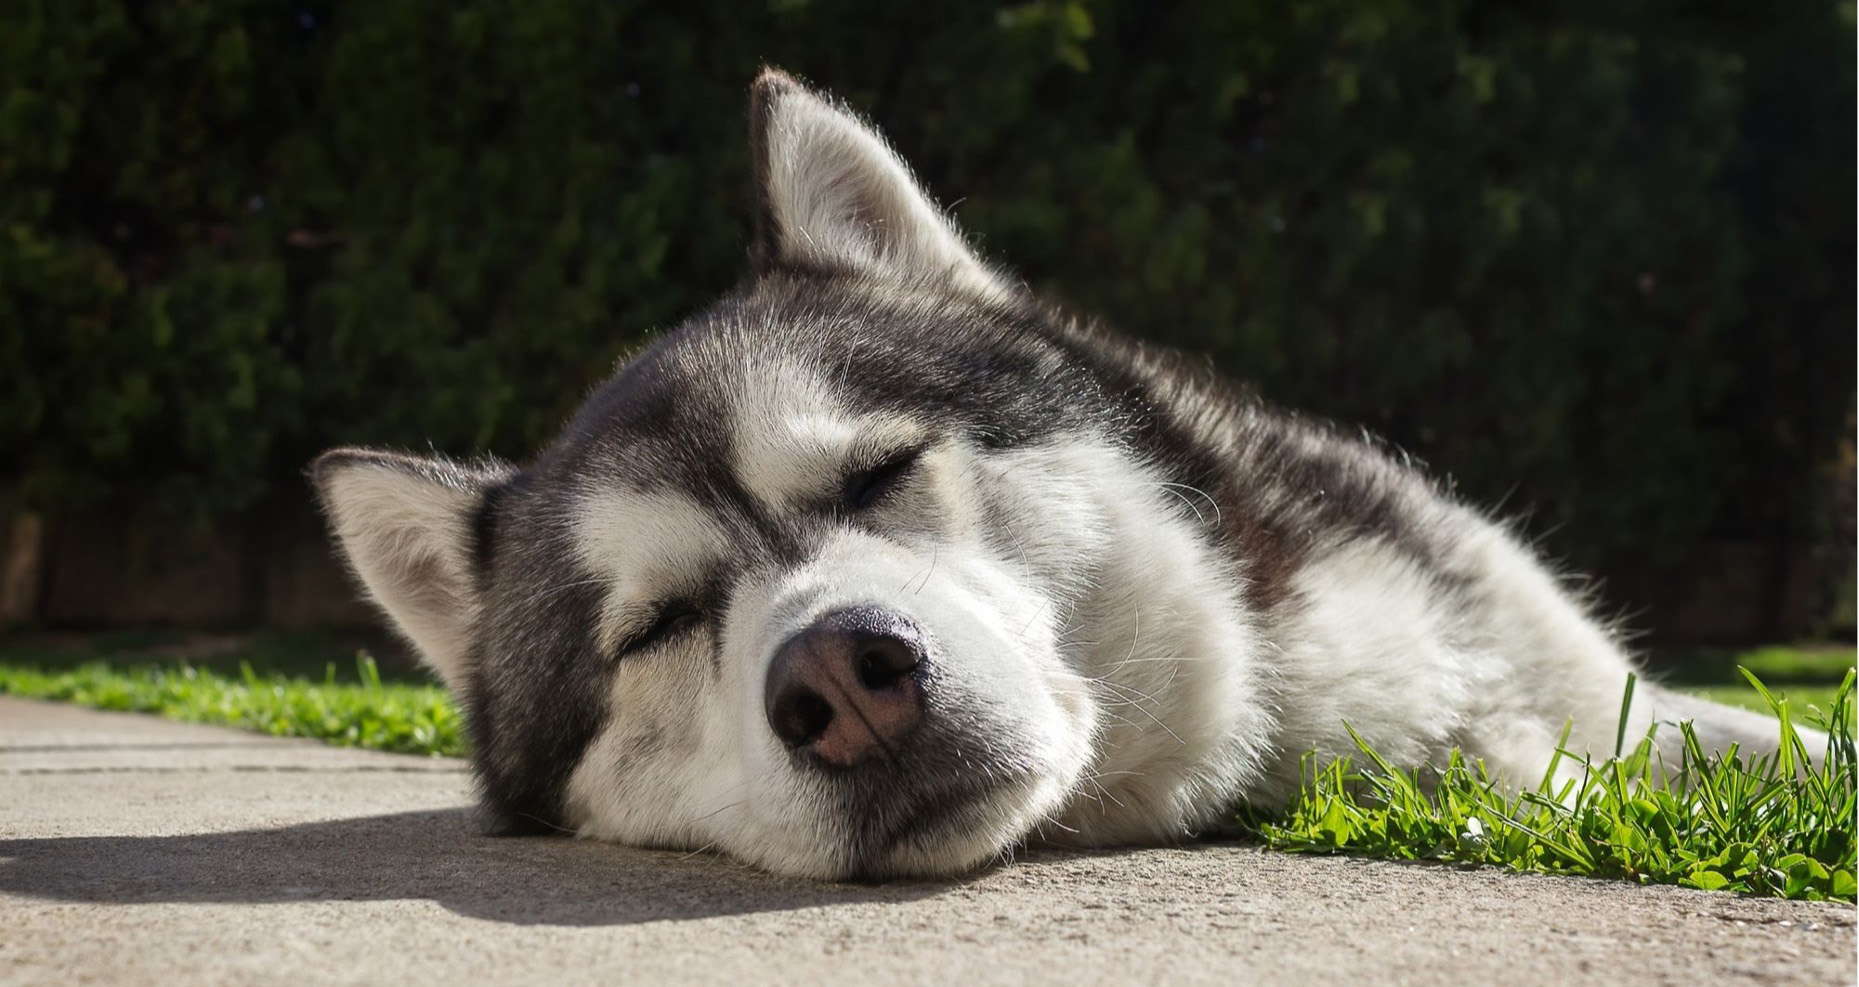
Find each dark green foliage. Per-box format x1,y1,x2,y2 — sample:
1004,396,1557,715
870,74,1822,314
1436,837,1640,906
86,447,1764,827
1,1,1851,610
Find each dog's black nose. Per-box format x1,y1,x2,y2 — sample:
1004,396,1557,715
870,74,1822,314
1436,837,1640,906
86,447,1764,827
764,607,927,766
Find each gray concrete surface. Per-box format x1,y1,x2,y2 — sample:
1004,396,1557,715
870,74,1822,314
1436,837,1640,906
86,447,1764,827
1,697,1853,986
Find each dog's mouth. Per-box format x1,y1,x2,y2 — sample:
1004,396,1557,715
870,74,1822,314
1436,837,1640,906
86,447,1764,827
836,778,1011,876
803,721,1056,879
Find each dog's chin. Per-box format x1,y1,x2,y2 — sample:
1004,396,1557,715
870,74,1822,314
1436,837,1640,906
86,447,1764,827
734,763,1077,881
844,770,1075,881
830,708,1093,880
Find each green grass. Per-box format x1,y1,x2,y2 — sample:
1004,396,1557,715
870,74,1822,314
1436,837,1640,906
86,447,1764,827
1240,670,1856,901
0,653,463,757
1690,683,1845,717
1,637,1853,899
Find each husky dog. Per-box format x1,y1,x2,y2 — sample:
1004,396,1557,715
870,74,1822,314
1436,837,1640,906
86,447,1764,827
314,69,1800,880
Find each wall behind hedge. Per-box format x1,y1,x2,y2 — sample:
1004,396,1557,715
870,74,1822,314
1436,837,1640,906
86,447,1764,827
2,0,1852,637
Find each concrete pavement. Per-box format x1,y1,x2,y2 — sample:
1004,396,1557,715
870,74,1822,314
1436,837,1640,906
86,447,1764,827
1,696,1853,986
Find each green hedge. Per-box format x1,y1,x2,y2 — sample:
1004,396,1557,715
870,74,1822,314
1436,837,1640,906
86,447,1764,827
2,0,1852,620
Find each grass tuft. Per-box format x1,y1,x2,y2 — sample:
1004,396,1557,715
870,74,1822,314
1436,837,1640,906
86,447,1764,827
0,653,464,757
1238,670,1857,901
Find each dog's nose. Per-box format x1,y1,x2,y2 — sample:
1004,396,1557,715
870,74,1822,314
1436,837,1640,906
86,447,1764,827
764,607,927,766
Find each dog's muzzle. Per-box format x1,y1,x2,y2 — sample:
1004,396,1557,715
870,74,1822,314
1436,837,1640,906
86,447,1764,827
764,607,927,767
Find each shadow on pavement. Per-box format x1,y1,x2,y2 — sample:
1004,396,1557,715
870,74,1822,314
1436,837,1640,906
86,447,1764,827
0,808,954,925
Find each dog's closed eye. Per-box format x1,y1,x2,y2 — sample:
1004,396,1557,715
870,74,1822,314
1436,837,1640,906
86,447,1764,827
618,604,704,658
844,447,923,511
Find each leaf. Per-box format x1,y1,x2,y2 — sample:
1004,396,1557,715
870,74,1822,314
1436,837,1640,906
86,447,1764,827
1682,870,1732,891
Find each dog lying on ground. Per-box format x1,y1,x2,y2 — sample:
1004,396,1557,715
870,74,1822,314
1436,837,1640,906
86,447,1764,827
313,68,1802,880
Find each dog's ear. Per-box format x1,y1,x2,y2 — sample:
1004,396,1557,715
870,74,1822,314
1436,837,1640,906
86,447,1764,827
310,448,509,693
748,68,1010,300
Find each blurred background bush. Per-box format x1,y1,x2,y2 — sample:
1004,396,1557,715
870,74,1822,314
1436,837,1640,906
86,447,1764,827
0,0,1851,645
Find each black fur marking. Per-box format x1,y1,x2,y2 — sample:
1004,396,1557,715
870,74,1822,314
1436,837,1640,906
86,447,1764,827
455,495,617,835
469,480,506,581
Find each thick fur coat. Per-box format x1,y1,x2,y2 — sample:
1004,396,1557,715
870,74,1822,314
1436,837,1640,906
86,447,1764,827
314,69,1799,879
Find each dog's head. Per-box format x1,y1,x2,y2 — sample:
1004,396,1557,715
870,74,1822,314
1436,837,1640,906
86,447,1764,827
314,71,1251,878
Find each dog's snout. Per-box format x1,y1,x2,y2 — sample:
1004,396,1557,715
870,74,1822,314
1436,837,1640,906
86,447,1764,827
764,608,927,766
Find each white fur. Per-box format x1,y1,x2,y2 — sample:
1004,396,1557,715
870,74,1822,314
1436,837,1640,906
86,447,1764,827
572,489,731,655
1259,536,1495,795
974,439,1277,845
318,459,488,691
726,352,923,512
